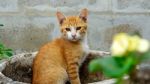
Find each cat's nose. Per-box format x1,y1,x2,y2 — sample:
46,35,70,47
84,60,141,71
72,34,76,38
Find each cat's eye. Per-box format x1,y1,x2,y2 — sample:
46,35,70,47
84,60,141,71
76,27,81,30
65,28,70,31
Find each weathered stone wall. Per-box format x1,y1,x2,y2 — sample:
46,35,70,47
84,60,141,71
0,0,150,53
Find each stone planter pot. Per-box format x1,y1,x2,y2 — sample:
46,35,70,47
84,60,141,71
0,52,37,84
0,52,106,84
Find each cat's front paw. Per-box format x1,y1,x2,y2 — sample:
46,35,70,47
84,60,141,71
100,51,110,56
70,79,81,84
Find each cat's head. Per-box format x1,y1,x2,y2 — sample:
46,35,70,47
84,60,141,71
56,8,88,42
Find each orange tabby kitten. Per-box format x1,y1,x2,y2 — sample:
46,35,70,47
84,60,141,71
32,9,109,84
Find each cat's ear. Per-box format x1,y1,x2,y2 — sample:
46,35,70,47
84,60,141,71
56,11,66,25
79,8,88,22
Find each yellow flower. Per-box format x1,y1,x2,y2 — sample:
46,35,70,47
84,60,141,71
128,35,140,51
111,33,150,56
137,39,149,53
111,33,129,56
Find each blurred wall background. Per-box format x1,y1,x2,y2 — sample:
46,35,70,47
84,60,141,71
0,0,150,54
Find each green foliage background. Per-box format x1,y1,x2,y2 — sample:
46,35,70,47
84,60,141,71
0,24,13,60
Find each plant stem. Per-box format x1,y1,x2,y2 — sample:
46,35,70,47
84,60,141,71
116,77,123,84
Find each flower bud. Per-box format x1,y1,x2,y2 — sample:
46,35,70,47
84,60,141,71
128,36,140,51
111,33,129,56
137,39,149,53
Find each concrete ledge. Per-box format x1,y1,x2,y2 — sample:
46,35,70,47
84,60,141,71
89,79,115,84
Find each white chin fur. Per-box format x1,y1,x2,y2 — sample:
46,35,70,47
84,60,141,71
66,32,81,41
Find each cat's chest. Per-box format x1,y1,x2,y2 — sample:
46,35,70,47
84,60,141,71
78,41,89,66
65,40,89,66
82,42,89,54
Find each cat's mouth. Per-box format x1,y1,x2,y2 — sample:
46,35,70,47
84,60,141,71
70,37,81,42
71,38,78,41
66,35,81,42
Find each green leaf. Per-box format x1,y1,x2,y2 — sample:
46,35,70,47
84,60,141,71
0,43,4,49
3,49,13,56
140,50,150,62
89,56,135,78
0,42,13,59
88,59,102,72
4,49,12,51
4,51,13,57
